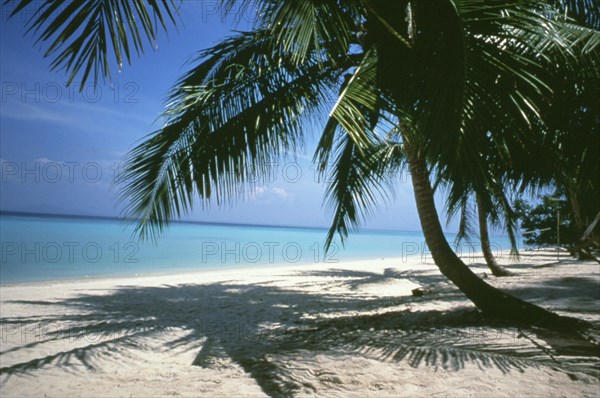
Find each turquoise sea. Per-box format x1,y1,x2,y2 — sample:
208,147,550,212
0,213,515,284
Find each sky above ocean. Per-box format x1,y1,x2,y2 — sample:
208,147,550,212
0,2,465,233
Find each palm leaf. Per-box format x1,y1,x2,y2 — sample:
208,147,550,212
554,0,600,29
5,0,180,88
223,0,364,64
433,1,600,251
119,29,340,241
322,136,404,251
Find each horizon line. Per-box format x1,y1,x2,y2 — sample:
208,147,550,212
0,209,432,235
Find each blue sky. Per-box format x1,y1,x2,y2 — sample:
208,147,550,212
0,1,460,233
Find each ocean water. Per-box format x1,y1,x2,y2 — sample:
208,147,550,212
0,213,515,283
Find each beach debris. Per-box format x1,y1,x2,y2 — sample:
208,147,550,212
411,287,432,297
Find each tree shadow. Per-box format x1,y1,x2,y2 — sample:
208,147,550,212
1,275,598,397
497,249,574,269
295,267,451,291
502,275,600,318
507,276,599,297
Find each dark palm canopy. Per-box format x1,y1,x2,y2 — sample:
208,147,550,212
8,0,599,326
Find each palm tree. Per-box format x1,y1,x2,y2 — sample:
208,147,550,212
352,0,597,325
441,186,516,277
542,47,600,243
9,0,599,328
508,3,600,256
475,193,515,277
434,0,599,272
437,149,521,278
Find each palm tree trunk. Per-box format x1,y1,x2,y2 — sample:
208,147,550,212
404,140,571,327
367,0,582,330
475,193,514,276
568,182,585,235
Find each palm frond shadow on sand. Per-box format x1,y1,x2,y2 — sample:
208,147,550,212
1,270,598,397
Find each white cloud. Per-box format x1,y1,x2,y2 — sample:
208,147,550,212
272,187,291,199
250,186,293,204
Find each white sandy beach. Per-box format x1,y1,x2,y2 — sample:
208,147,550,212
1,249,598,397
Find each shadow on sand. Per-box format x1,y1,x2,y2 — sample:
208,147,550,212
1,267,599,397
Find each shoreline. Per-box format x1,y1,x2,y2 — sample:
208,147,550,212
0,242,533,288
0,255,418,288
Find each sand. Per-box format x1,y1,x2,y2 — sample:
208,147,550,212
1,249,598,397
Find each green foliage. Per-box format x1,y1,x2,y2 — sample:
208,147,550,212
514,195,578,246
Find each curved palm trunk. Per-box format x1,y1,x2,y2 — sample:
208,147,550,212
568,182,585,235
367,0,582,330
566,182,594,260
475,193,514,277
404,141,571,327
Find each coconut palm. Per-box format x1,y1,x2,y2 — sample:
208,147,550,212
442,187,516,277
540,50,600,241
348,0,598,325
436,140,522,278
435,0,599,273
475,193,515,276
8,0,599,328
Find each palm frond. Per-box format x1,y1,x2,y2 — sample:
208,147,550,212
369,0,466,158
495,189,521,256
554,0,600,29
456,198,475,246
311,47,410,250
313,47,381,177
223,0,364,65
323,136,404,251
443,182,475,245
432,1,599,250
120,30,339,241
5,0,180,88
